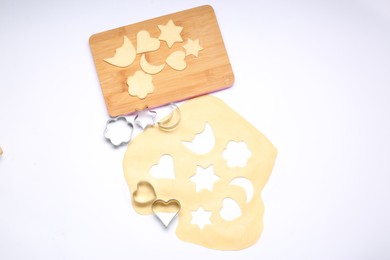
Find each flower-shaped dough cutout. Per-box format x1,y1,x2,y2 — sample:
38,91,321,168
127,70,155,99
223,141,251,167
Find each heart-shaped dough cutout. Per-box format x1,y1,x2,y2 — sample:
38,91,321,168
166,51,186,71
137,30,161,54
132,181,157,205
152,199,181,228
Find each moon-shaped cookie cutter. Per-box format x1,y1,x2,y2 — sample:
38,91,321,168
157,103,181,131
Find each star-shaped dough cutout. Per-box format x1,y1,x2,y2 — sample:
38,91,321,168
158,19,183,48
191,207,212,229
183,38,203,57
190,165,220,192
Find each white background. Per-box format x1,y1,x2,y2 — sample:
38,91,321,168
1,0,390,259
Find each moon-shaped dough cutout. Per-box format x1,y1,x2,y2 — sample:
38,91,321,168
229,177,254,203
103,36,136,68
140,54,165,74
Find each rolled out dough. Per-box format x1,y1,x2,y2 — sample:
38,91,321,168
123,95,277,250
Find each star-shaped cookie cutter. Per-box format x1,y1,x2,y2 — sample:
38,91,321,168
103,103,182,147
134,108,157,130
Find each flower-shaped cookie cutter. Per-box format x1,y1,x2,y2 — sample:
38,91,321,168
104,116,134,147
104,103,182,147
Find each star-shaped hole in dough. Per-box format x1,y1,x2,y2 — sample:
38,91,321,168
158,19,183,48
191,207,212,230
190,165,220,192
183,38,203,57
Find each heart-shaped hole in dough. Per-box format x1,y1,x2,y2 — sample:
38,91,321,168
150,154,175,179
219,198,242,221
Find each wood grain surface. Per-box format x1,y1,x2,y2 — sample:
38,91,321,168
89,5,234,117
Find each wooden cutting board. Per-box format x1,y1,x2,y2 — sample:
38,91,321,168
89,5,234,117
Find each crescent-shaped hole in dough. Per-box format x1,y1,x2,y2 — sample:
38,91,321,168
229,177,254,203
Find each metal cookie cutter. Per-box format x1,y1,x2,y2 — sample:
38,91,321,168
132,181,157,206
152,199,181,228
104,103,182,147
134,108,157,130
104,116,134,147
131,180,181,228
157,103,182,131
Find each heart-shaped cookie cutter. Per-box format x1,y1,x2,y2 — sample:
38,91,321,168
152,199,181,228
132,181,157,206
131,180,181,228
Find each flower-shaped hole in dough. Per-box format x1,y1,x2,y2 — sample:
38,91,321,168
223,141,251,167
123,95,278,250
127,70,155,99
